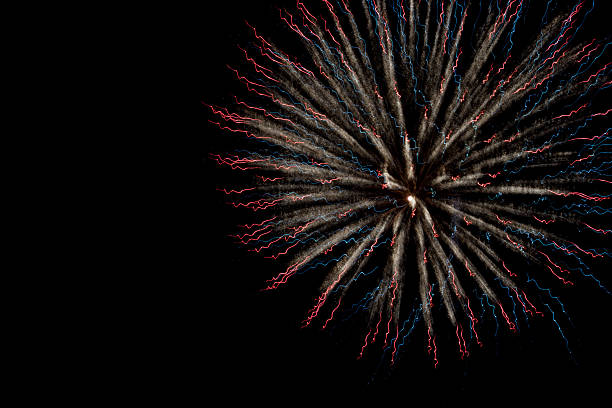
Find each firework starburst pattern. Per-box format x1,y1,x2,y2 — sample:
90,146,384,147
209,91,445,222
208,0,611,370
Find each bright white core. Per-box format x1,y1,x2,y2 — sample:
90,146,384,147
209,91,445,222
407,195,416,208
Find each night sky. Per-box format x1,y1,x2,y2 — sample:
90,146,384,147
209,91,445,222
196,0,612,401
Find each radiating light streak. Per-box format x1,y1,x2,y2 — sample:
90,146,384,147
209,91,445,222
210,0,611,371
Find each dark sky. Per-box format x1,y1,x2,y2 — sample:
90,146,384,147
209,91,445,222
195,0,612,401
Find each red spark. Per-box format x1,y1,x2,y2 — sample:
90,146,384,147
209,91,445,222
502,260,517,277
216,187,256,195
547,189,609,202
498,303,516,332
552,103,587,120
465,260,474,277
495,214,512,225
582,222,609,235
533,216,555,224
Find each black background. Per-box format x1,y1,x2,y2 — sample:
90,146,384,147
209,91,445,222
194,0,612,402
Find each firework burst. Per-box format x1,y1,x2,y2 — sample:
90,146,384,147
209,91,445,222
208,0,611,368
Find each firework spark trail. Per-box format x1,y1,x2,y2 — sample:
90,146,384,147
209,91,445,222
210,0,611,367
